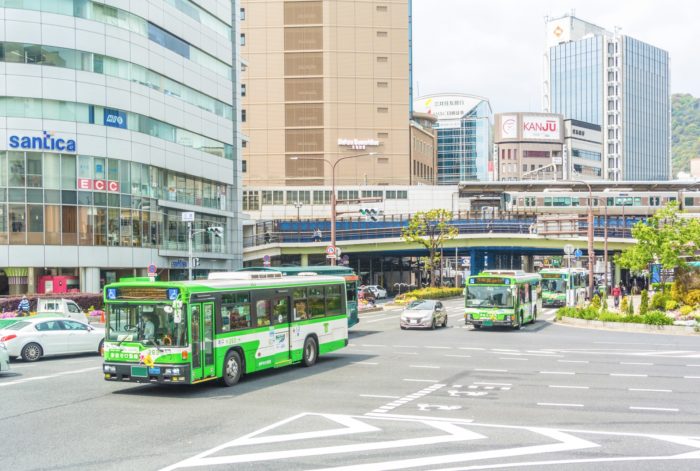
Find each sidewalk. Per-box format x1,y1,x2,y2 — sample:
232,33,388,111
605,294,641,312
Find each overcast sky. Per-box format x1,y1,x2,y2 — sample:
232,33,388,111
412,0,700,113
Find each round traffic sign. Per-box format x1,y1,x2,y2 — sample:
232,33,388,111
574,249,583,258
147,264,157,274
263,255,270,262
563,244,575,255
326,245,336,255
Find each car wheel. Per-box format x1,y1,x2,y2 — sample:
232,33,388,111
221,350,243,387
22,342,43,362
302,336,318,367
431,318,436,330
98,339,104,356
442,315,448,327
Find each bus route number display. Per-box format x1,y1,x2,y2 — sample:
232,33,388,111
542,273,566,279
469,277,510,285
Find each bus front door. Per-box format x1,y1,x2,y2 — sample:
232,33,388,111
190,302,216,382
271,296,292,367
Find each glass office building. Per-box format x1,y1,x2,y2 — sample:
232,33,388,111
414,95,492,184
0,1,243,294
545,15,670,181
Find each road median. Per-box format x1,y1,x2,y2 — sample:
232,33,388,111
555,316,699,336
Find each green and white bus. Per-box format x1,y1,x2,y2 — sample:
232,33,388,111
102,271,348,386
237,266,360,328
464,270,541,330
540,268,588,307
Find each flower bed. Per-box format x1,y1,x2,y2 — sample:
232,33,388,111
394,287,463,305
556,306,676,326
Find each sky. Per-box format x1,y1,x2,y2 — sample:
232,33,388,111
412,0,700,113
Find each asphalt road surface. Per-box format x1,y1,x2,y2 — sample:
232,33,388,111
2,297,699,470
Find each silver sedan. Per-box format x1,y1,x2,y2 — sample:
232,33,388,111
0,342,9,373
400,300,448,330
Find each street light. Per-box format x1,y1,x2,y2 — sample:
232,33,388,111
290,152,379,265
187,224,223,281
573,180,595,300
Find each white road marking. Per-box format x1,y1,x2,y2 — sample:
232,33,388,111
687,364,700,367
365,316,400,324
492,348,519,352
629,406,679,412
540,371,575,375
684,376,700,379
475,368,507,372
537,402,584,408
628,388,672,393
0,366,100,387
392,345,414,348
358,344,384,347
360,395,401,399
395,351,418,355
501,357,528,361
620,362,653,365
610,373,648,377
425,346,451,350
350,362,378,366
474,382,512,386
444,354,471,358
459,347,486,351
403,379,439,383
548,385,589,390
558,360,588,364
410,365,440,369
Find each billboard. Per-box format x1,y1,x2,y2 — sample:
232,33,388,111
500,115,517,139
522,115,561,141
414,95,483,121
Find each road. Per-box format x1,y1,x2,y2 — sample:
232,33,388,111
2,297,699,470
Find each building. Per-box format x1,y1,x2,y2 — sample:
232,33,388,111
409,112,438,184
240,0,412,187
414,94,492,184
0,1,243,295
493,113,603,181
544,14,671,181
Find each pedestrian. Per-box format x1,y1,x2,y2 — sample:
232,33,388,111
17,295,30,317
612,284,621,308
264,230,271,244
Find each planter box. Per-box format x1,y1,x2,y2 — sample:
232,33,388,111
559,316,698,335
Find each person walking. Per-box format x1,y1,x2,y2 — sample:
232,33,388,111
17,295,30,317
612,284,621,308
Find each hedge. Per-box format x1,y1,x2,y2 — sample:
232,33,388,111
556,306,673,326
0,293,103,315
394,287,463,304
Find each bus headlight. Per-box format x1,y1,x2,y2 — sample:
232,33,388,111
104,365,116,373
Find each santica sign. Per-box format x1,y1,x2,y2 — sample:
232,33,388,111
9,131,76,152
337,138,380,150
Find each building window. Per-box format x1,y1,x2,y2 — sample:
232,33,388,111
523,150,550,158
377,81,388,88
240,8,245,20
376,5,388,12
378,132,389,138
377,56,388,63
376,31,388,37
240,33,246,46
242,160,247,173
377,107,388,113
241,109,246,122
241,84,246,97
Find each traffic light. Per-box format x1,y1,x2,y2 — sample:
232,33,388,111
192,257,200,267
359,208,380,221
207,226,224,238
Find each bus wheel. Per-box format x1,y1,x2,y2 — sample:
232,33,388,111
222,350,242,387
473,324,481,330
302,336,318,367
514,313,522,330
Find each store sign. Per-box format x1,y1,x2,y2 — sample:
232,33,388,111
104,108,127,129
522,116,561,141
501,115,518,139
337,138,380,150
78,178,120,192
8,131,76,152
414,95,483,121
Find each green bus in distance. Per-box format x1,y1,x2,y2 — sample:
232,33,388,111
236,266,359,328
540,268,588,307
102,271,348,386
464,270,542,330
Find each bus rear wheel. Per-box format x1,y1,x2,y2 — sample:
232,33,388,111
302,336,318,367
221,350,243,387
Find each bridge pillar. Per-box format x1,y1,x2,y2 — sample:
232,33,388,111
470,249,486,275
300,253,309,267
614,263,621,287
522,255,534,272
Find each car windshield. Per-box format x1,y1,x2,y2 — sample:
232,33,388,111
466,286,513,308
106,303,187,347
407,300,436,310
542,278,566,293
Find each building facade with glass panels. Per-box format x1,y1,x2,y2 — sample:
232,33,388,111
414,95,492,184
0,1,243,295
544,14,670,181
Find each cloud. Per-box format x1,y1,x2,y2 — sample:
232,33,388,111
413,0,700,113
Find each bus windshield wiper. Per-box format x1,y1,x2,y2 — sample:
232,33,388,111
143,338,163,352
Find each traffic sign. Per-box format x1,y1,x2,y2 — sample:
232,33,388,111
326,245,336,255
147,264,157,275
181,212,195,222
574,248,583,259
263,255,271,267
563,244,574,255
326,254,337,259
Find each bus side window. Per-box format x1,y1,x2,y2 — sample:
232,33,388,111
256,300,271,327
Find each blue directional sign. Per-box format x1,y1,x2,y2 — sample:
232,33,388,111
574,249,583,259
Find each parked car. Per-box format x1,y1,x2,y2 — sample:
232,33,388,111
0,317,104,362
400,300,448,330
36,298,89,324
0,342,10,373
366,285,388,299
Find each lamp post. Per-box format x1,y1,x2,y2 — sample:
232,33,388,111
291,152,379,265
294,201,303,242
187,223,223,281
573,180,595,299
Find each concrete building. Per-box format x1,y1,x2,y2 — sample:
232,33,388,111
240,0,412,187
0,1,242,294
409,112,437,184
494,113,603,181
414,93,492,184
543,14,671,181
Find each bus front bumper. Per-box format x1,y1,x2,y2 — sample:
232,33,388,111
465,314,516,328
103,363,191,384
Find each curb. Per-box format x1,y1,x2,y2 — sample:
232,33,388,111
359,307,384,314
556,316,699,336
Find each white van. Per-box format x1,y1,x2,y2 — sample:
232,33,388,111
36,298,89,324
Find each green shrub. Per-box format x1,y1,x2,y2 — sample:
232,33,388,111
671,281,685,303
664,300,679,311
556,307,579,320
683,289,700,307
395,287,463,304
590,294,601,310
651,292,669,310
679,305,694,316
621,314,644,324
597,311,622,322
651,282,672,292
639,290,649,316
626,296,635,316
641,311,674,325
620,296,629,314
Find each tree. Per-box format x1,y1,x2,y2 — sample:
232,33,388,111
401,209,459,287
615,201,700,289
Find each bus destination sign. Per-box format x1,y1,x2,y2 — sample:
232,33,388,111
542,273,566,279
107,287,176,301
469,277,511,285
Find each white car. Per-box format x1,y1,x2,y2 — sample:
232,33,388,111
0,317,104,362
366,285,388,299
400,300,448,330
0,342,10,373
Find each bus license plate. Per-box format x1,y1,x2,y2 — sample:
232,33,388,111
131,366,148,377
483,320,493,327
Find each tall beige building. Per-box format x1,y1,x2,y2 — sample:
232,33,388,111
241,0,411,187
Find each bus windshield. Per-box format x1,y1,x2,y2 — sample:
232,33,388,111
542,278,566,293
106,303,188,347
466,286,514,308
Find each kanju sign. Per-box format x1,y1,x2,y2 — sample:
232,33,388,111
77,179,120,192
522,116,561,141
